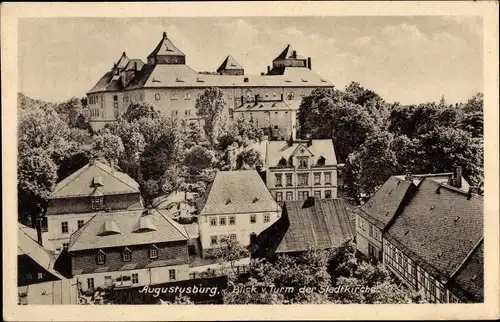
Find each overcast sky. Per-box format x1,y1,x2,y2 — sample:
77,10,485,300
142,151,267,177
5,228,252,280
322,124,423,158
18,16,483,105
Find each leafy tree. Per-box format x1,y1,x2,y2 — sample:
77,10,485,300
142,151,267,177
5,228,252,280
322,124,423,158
55,97,86,128
91,128,125,165
462,93,483,113
122,101,160,122
141,179,160,206
236,149,263,170
161,166,188,196
213,236,250,276
182,145,215,175
195,87,226,148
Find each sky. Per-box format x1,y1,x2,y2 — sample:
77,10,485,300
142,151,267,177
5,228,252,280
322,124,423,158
18,16,483,105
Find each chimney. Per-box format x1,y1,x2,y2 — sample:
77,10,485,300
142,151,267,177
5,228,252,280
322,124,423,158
404,172,412,181
254,94,259,105
292,50,297,58
109,159,115,171
450,165,462,188
163,31,167,38
281,93,284,101
307,57,312,70
241,95,244,104
467,186,478,200
36,217,43,246
89,158,96,166
267,66,270,74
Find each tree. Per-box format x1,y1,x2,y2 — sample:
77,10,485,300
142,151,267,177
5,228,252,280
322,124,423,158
55,97,86,128
236,148,263,170
161,166,188,196
122,101,160,122
213,236,250,276
195,87,226,148
91,128,125,165
182,145,215,175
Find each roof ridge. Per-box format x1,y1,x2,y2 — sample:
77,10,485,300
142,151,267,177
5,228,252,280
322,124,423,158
94,161,139,192
449,236,484,281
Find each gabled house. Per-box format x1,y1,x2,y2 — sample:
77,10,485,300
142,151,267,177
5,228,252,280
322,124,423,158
197,170,281,258
46,159,143,250
67,208,190,292
18,223,65,286
251,197,355,259
265,138,338,202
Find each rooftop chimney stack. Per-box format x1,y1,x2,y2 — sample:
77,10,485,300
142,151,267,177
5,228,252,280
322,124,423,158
292,50,297,58
36,217,43,246
267,66,270,74
255,94,259,105
405,172,412,181
241,95,244,105
281,93,284,101
467,186,478,200
450,165,462,188
307,57,312,70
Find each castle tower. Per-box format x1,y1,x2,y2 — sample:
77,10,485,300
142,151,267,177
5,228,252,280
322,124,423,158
147,31,186,65
216,55,244,75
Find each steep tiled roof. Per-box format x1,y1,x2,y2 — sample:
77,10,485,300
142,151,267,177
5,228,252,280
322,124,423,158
359,176,416,229
124,59,145,72
50,160,140,199
199,170,280,215
116,52,130,69
217,55,244,72
18,224,65,280
266,139,337,168
393,173,470,192
449,239,483,301
148,32,185,58
274,44,306,61
234,100,295,112
254,198,354,257
68,209,188,251
386,178,483,284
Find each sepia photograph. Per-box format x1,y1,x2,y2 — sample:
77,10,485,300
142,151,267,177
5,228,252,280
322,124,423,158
2,1,499,321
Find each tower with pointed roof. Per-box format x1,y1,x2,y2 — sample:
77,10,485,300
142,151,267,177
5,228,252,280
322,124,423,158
269,44,310,75
147,31,186,65
216,55,244,75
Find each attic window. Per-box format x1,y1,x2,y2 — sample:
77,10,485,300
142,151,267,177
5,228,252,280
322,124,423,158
149,245,159,259
285,79,291,83
100,219,121,236
252,197,259,203
301,79,308,82
96,249,106,265
430,205,435,210
230,63,236,67
454,216,460,222
196,77,205,83
404,230,409,235
317,156,326,166
320,79,327,82
385,211,390,216
122,247,132,262
226,199,232,205
133,216,157,232
278,157,287,167
438,252,443,258
420,241,425,246
271,103,277,108
176,77,184,83
244,77,249,83
152,78,161,83
91,175,103,187
259,104,264,108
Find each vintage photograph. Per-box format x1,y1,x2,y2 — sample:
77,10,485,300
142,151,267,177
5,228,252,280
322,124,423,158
4,2,496,316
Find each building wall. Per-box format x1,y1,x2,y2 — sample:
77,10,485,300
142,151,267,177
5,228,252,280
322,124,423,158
17,256,61,286
47,212,98,250
382,238,461,303
199,210,280,257
355,215,383,261
76,263,190,292
267,166,338,201
71,240,189,275
46,193,142,215
273,59,307,69
232,108,297,139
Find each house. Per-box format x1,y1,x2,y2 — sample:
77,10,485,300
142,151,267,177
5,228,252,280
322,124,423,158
67,208,190,292
197,170,281,257
383,178,483,303
86,31,333,131
251,197,355,259
265,138,338,202
46,159,143,250
18,223,65,286
356,167,471,262
232,95,298,140
18,278,78,305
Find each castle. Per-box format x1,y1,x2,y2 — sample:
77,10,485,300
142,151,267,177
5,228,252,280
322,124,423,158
86,31,334,132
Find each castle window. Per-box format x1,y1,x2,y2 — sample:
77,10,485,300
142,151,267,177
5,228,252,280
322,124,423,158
113,95,118,102
91,197,104,211
172,93,178,100
155,93,161,101
185,93,191,100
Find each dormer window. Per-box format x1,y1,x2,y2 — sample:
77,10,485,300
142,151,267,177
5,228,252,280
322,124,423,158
317,156,326,166
278,157,288,167
122,247,132,262
149,245,159,259
96,249,106,265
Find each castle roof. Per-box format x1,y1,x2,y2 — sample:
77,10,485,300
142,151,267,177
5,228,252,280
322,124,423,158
216,55,244,72
274,44,306,61
147,31,185,58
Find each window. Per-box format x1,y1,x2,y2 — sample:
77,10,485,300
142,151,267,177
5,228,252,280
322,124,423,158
114,102,119,109
149,245,158,259
172,93,178,100
298,158,308,169
229,216,236,225
185,109,191,116
298,174,309,186
63,243,69,250
314,191,321,199
124,96,129,103
91,197,104,211
87,278,95,290
61,222,69,233
77,220,85,229
155,93,161,100
369,224,374,237
113,95,118,102
250,214,256,224
368,244,377,258
314,173,321,185
210,236,218,246
264,214,270,223
324,172,332,185
298,191,309,200
132,273,139,284
122,248,131,262
325,190,332,199
185,93,191,100
286,192,293,200
276,192,282,202
287,92,295,100
169,269,176,280
220,217,227,226
275,173,283,187
140,93,144,101
38,272,44,280
285,174,293,186
209,217,217,226
96,250,106,265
